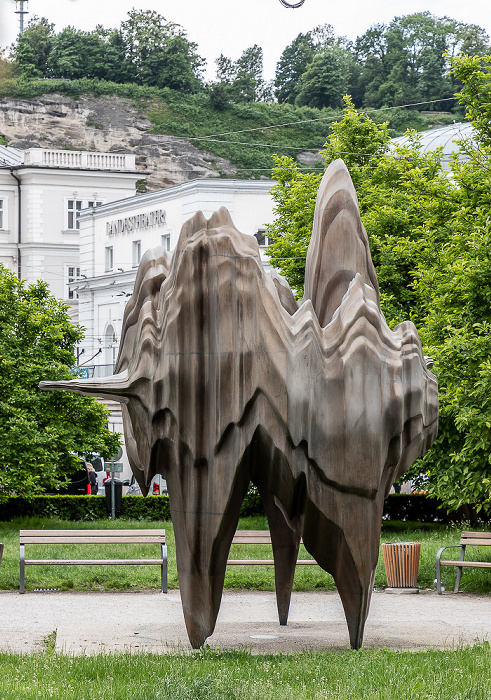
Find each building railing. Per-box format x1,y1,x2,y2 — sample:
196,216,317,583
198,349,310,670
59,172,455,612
23,149,136,171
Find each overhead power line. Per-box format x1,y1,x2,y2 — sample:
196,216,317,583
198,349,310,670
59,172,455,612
187,97,457,142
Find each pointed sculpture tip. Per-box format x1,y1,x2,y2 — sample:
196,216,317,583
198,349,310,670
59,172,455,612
38,371,130,401
207,207,235,230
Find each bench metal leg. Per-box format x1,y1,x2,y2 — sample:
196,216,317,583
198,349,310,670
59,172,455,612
454,545,466,593
435,546,445,594
161,544,168,593
20,543,25,594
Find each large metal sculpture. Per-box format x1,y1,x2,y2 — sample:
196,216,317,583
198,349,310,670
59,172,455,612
40,160,438,649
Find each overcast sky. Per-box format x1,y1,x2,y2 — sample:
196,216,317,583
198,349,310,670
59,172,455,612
1,0,490,81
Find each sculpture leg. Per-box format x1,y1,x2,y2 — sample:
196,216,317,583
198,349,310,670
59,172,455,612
302,493,383,650
164,445,251,648
260,489,302,625
250,428,304,626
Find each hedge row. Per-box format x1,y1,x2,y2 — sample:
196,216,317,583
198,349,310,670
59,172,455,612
0,495,171,522
1,492,487,523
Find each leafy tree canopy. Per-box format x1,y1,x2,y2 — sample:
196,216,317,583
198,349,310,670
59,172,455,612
406,54,491,515
213,45,271,103
9,10,205,92
6,11,490,111
120,9,204,88
0,266,121,500
10,16,54,79
354,13,490,109
295,47,355,110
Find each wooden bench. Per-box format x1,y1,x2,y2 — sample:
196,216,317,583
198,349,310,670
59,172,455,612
227,530,317,566
19,529,167,594
436,531,491,593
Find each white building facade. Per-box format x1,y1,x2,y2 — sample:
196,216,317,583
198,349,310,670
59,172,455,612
76,178,275,377
74,178,275,479
0,146,141,319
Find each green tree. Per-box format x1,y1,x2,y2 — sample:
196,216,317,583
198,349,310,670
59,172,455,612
101,29,132,84
275,32,315,104
295,47,354,109
451,53,491,145
156,35,204,92
11,16,54,78
47,26,108,80
214,45,267,102
0,266,120,499
407,55,491,515
275,25,357,107
355,13,490,109
120,9,203,89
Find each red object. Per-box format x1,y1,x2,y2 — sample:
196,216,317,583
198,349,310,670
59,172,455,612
87,483,91,495
152,482,160,494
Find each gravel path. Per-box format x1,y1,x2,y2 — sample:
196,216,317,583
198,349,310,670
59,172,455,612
0,589,489,655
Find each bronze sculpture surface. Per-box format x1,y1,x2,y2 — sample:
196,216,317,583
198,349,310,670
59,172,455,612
41,160,438,649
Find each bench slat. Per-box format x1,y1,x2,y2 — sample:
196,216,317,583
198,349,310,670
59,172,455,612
20,529,164,536
25,559,164,566
440,560,491,568
228,531,314,565
227,559,317,565
459,539,491,547
20,536,163,544
461,531,491,539
231,531,305,545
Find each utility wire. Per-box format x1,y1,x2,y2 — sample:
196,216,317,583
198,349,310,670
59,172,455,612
186,97,457,141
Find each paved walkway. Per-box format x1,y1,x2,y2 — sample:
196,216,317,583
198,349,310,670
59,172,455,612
0,589,490,654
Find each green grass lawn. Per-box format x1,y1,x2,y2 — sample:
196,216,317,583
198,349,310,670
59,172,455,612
0,517,490,699
0,516,490,594
0,645,490,699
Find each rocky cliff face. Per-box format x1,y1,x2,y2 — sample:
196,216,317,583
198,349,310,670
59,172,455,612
0,93,237,190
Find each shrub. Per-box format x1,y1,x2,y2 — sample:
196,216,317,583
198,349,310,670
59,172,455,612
2,492,485,523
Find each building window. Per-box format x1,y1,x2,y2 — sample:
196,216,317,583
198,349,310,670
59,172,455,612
67,200,83,230
0,199,4,229
255,229,270,247
161,234,171,252
105,246,114,272
66,266,80,300
132,240,142,267
67,199,103,230
104,324,118,370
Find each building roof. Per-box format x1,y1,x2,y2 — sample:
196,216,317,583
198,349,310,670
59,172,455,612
78,177,276,221
391,122,475,167
0,145,23,167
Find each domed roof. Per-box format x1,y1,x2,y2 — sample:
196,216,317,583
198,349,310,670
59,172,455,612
391,122,475,168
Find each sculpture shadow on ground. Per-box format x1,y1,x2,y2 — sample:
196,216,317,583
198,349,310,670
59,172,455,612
40,159,438,650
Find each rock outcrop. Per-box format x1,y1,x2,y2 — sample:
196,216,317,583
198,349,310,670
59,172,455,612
0,93,237,189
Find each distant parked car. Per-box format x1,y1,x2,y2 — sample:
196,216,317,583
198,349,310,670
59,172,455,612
56,459,89,495
125,474,167,495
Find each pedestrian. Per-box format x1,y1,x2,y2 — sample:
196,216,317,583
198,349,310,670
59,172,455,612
86,463,98,495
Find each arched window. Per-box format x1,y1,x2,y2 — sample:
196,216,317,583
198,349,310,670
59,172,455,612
104,324,117,371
